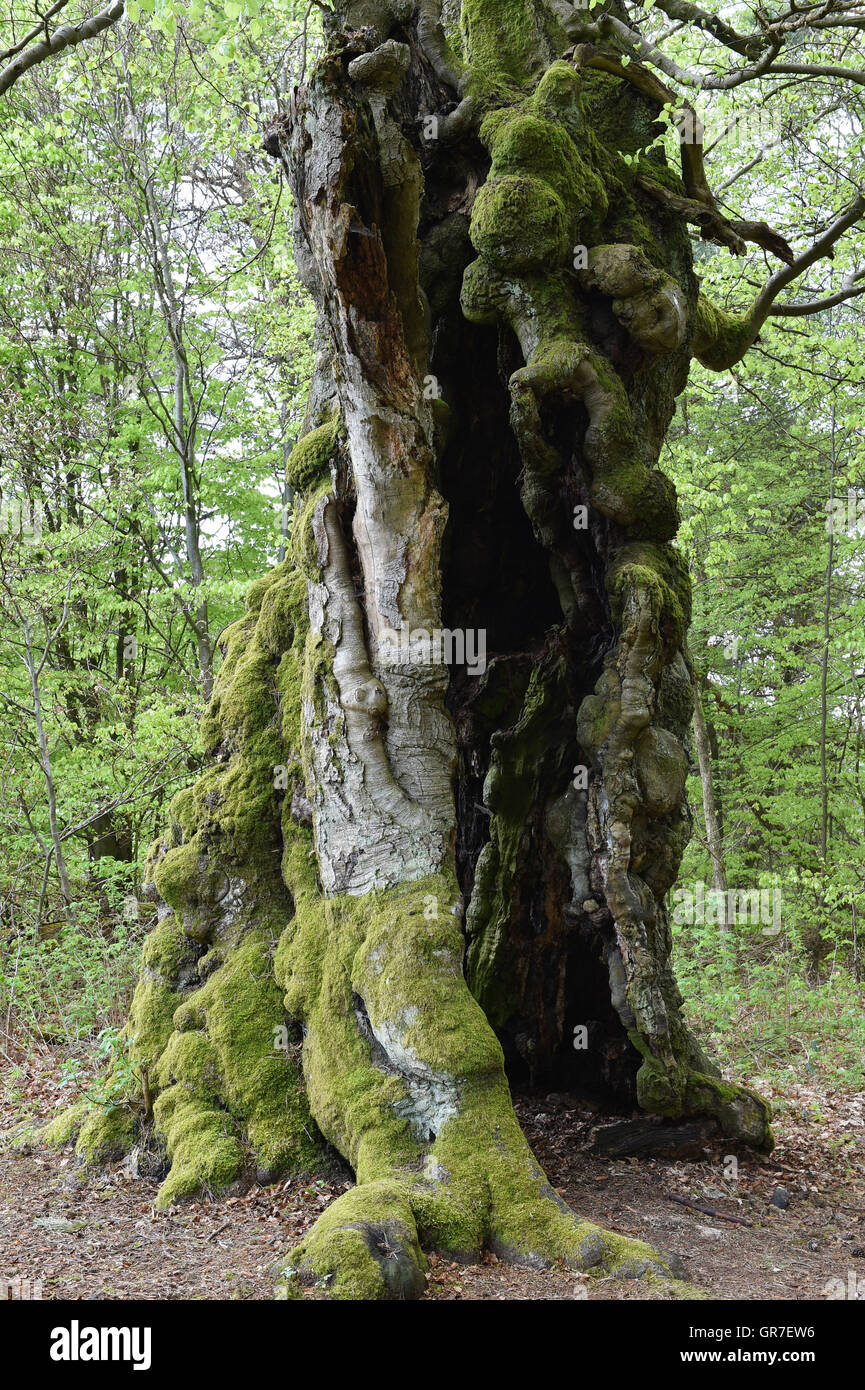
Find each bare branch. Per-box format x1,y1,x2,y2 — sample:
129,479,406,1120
694,194,865,369
752,195,865,321
647,0,762,59
769,283,865,315
761,61,865,88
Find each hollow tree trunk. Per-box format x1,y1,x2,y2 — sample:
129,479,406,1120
48,0,773,1300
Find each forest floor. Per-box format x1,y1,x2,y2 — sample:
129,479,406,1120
2,1051,864,1301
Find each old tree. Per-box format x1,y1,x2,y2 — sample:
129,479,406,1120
49,0,864,1297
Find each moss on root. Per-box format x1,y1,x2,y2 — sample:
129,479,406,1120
40,424,346,1199
41,1100,90,1150
281,1179,428,1300
41,1101,136,1174
269,843,703,1298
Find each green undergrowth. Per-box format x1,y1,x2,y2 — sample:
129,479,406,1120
37,419,346,1202
674,929,865,1092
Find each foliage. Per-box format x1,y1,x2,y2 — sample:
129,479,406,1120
1,0,864,1111
0,0,318,1056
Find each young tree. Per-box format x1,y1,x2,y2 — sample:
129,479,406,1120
52,0,865,1298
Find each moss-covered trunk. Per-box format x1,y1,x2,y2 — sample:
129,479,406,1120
46,0,772,1300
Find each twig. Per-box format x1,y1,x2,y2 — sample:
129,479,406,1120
665,1191,753,1226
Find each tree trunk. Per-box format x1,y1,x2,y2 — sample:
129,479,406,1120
690,667,734,971
692,674,728,903
47,0,773,1300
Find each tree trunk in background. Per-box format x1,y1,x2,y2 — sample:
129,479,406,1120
692,679,727,898
691,671,730,944
48,0,773,1300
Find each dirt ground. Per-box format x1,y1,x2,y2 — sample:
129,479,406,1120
2,1055,863,1301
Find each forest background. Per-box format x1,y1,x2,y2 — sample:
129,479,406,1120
1,0,863,1124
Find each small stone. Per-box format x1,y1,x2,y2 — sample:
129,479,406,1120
807,1239,820,1252
33,1217,87,1231
771,1185,789,1209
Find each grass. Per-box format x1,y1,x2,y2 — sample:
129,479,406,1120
673,925,865,1092
1,911,142,1067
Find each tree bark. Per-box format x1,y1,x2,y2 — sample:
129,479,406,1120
46,0,775,1300
692,675,727,900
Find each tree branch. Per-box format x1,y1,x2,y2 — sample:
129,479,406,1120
648,0,762,59
752,195,865,322
571,47,793,263
693,194,865,369
0,1,70,63
0,0,123,98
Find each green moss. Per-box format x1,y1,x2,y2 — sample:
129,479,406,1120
272,834,698,1292
44,1099,136,1174
40,496,328,1203
461,0,566,101
284,1179,427,1300
469,65,608,277
471,173,570,271
153,1087,245,1207
684,1072,774,1151
257,572,298,659
193,933,316,1166
141,916,188,978
74,1105,136,1170
576,675,621,759
153,837,204,914
128,977,181,1070
244,566,281,615
168,786,197,840
632,1039,773,1149
147,925,320,1206
41,1100,90,1149
692,293,757,371
607,540,691,647
609,560,685,649
156,1029,221,1097
285,414,341,494
276,844,423,1181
